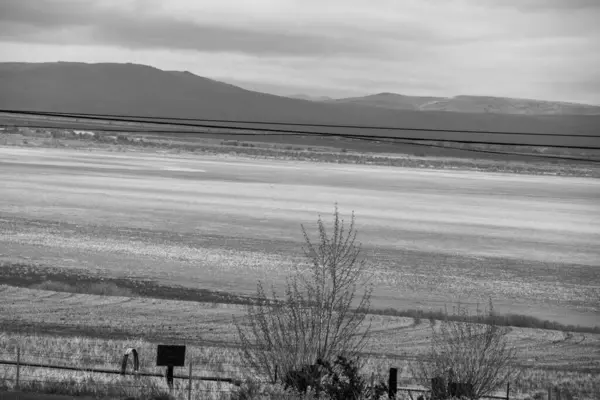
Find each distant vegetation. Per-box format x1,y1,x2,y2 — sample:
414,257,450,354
0,262,255,305
2,124,599,178
374,308,600,335
30,280,134,297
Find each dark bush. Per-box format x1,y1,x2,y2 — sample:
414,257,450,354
283,362,328,395
283,356,387,400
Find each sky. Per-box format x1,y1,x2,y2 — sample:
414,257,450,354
0,0,599,104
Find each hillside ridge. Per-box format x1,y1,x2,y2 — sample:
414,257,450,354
1,61,600,140
322,91,600,115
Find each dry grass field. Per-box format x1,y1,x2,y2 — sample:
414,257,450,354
1,147,599,322
1,287,599,370
1,145,599,398
0,324,598,399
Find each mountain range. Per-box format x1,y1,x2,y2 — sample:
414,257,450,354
318,92,600,115
1,62,599,145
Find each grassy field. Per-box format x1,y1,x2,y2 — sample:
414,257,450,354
2,285,599,369
0,140,599,398
0,326,598,399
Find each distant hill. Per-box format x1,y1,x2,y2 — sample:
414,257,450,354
421,95,600,115
288,94,334,102
324,92,445,111
1,62,599,147
327,93,600,115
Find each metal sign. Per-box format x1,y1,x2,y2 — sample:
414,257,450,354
156,345,186,367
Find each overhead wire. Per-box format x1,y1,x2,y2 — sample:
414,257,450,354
3,108,599,138
2,110,599,164
2,111,599,150
4,122,599,164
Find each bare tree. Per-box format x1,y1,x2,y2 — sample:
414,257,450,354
234,204,373,383
412,300,521,399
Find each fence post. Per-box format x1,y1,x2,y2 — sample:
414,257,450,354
16,346,21,390
166,366,174,392
506,382,510,400
388,367,398,399
188,360,193,400
548,386,552,400
556,388,561,400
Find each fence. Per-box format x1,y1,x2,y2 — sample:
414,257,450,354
385,367,510,400
0,346,540,400
0,347,243,400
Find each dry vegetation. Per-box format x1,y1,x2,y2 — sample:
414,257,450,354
0,329,599,399
1,254,599,399
1,126,599,398
0,332,247,400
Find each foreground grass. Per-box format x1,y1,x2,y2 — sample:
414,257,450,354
0,332,599,400
0,333,244,400
3,283,599,369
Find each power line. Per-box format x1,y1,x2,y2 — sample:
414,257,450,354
4,123,600,164
3,108,600,139
2,111,600,151
0,124,264,136
360,137,600,164
2,122,596,153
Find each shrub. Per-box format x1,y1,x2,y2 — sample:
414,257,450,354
279,356,389,400
231,380,322,400
319,355,369,400
283,362,328,395
230,379,267,400
234,205,374,386
412,299,521,400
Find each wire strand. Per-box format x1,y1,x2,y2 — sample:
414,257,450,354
3,110,600,150
4,123,600,164
4,108,600,138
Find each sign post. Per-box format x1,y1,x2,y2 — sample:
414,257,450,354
156,345,186,391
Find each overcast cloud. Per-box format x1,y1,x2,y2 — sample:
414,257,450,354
0,0,599,103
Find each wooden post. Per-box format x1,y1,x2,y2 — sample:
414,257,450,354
16,346,21,390
548,387,552,400
506,382,510,400
556,388,561,400
166,366,174,391
187,360,193,400
388,367,398,399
